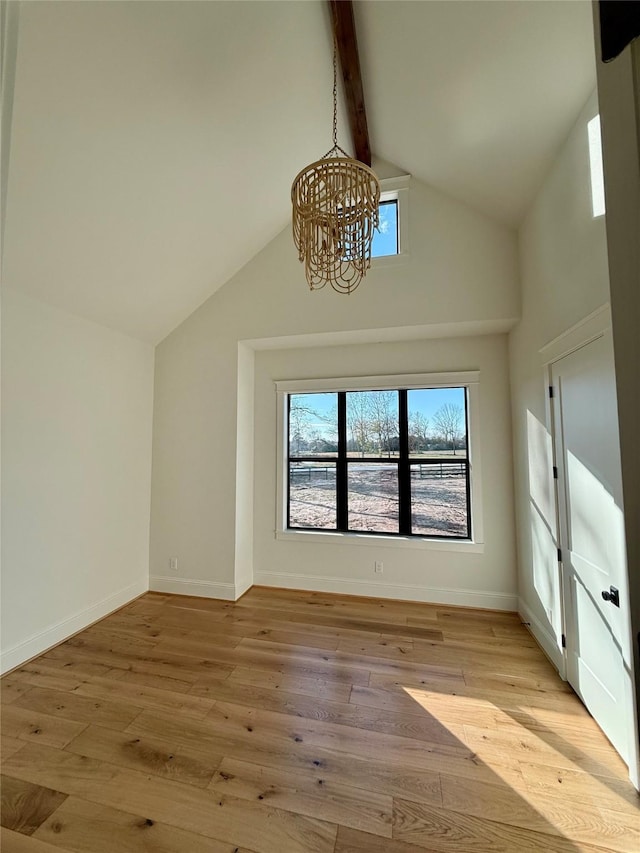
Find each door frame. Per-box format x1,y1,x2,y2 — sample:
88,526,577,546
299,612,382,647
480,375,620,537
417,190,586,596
540,303,640,788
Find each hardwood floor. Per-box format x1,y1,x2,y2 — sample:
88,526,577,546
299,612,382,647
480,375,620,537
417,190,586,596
1,587,638,852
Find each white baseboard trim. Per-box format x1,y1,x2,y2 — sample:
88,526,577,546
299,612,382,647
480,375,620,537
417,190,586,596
150,576,236,601
518,597,565,676
0,578,148,675
254,571,517,611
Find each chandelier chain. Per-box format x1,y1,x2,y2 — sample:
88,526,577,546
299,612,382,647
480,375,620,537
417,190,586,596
332,32,338,149
290,22,381,293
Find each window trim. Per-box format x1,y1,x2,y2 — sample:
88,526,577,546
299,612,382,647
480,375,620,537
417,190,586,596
275,371,484,550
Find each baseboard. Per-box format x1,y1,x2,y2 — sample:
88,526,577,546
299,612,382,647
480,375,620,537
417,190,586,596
518,596,565,676
150,576,236,601
254,571,517,611
0,578,148,675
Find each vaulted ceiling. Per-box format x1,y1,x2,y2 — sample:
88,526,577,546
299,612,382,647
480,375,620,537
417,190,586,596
4,1,596,343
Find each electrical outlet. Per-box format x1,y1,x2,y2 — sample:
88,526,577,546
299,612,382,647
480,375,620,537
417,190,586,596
374,561,384,574
169,556,178,572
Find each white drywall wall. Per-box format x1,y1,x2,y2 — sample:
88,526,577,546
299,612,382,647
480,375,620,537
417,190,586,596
1,289,154,672
509,91,611,662
150,175,519,605
595,30,640,786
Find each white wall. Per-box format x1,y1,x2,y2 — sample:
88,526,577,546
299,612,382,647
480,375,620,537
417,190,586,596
253,335,516,609
509,91,611,663
150,174,519,605
1,289,154,672
595,28,640,785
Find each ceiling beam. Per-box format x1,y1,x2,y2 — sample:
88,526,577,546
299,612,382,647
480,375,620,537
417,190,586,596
328,0,372,166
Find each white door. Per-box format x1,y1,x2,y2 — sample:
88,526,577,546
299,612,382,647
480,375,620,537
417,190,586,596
552,331,631,763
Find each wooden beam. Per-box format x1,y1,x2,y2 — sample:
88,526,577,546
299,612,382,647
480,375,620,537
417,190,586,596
328,0,372,166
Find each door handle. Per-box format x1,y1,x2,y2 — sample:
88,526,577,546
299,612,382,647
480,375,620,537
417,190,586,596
601,586,620,608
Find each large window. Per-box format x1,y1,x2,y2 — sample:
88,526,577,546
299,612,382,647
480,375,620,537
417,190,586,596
286,384,471,539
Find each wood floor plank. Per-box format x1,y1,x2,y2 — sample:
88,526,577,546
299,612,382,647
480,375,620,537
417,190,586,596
247,626,340,651
0,775,67,836
393,796,615,853
101,669,197,694
188,677,360,726
70,676,215,720
79,769,338,853
1,827,73,852
199,701,511,786
209,756,393,837
6,668,84,696
1,743,336,852
34,797,254,853
11,688,140,732
30,658,121,681
334,825,437,853
152,638,372,688
519,759,640,815
125,709,444,804
349,684,500,732
226,666,354,703
352,704,464,747
2,587,636,853
461,722,629,780
43,643,234,686
1,737,26,765
237,637,461,683
1,742,120,795
1,679,34,705
1,706,88,750
439,772,640,853
64,725,222,788
367,672,586,714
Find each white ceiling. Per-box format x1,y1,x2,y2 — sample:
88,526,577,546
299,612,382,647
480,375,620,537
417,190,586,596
4,1,596,344
356,0,596,226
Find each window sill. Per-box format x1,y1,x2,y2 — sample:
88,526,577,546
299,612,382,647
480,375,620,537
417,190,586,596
275,529,484,553
370,251,411,270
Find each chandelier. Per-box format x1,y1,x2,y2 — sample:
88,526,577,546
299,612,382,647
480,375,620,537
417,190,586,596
291,34,380,294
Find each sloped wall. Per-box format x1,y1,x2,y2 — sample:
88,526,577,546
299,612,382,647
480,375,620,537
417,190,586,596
150,175,519,604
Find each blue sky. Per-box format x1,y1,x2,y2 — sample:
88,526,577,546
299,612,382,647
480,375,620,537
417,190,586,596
292,387,465,438
371,200,398,257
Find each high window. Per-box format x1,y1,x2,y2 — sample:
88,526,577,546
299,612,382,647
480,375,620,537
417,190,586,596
371,200,399,257
284,381,474,540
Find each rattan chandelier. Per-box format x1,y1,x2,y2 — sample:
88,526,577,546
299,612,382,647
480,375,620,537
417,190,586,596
292,35,380,294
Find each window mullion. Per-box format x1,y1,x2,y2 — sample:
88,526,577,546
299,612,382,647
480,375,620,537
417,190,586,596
398,389,411,534
337,392,348,531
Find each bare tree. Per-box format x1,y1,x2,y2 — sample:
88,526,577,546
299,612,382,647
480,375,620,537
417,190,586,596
289,398,314,455
433,403,464,454
347,392,373,457
366,391,397,457
289,397,336,455
409,411,430,452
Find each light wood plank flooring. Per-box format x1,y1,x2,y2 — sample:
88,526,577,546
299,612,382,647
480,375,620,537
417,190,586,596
1,587,638,852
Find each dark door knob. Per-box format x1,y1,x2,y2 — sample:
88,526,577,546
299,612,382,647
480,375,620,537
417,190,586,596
601,586,620,608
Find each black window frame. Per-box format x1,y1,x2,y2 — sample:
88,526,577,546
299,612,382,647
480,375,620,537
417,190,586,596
287,387,471,540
